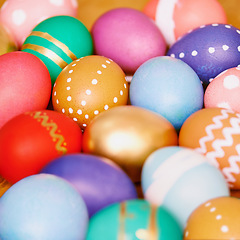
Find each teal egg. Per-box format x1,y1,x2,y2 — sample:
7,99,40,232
86,199,183,240
22,15,93,85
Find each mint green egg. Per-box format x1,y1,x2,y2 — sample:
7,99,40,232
86,199,183,240
22,15,93,85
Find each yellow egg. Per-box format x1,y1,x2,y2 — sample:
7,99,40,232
52,55,129,130
82,105,178,182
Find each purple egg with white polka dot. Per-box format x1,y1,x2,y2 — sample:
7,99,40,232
167,24,240,88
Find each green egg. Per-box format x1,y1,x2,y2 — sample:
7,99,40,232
86,199,183,240
22,15,93,85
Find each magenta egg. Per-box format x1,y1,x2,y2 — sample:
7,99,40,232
92,7,166,75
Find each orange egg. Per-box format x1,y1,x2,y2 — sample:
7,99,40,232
179,108,240,189
52,55,129,130
184,196,240,239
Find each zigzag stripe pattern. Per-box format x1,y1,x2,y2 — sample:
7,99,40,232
30,111,67,154
195,109,234,167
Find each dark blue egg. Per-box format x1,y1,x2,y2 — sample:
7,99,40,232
167,24,240,87
40,153,138,217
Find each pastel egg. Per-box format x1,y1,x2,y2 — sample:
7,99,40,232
86,199,183,240
0,51,51,129
204,67,240,113
0,176,11,198
22,15,93,85
0,0,78,48
52,55,129,130
0,174,88,240
41,153,138,217
129,56,204,131
143,0,227,46
184,196,240,239
179,108,240,189
167,24,240,87
141,146,229,229
91,7,166,75
0,110,82,184
82,105,178,182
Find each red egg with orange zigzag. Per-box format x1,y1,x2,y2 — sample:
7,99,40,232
0,110,82,184
179,108,240,189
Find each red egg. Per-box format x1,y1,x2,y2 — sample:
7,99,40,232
0,51,51,129
143,0,227,45
0,110,82,184
205,67,240,113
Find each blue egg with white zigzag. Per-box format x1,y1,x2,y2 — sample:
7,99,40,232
141,146,229,230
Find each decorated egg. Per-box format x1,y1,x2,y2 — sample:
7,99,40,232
184,196,240,239
0,0,78,48
143,0,227,46
0,51,51,129
22,15,93,85
129,56,204,131
82,105,178,182
0,110,82,184
52,55,129,130
86,199,183,240
0,23,17,55
167,23,240,87
77,0,149,30
179,107,240,189
204,67,240,113
41,153,138,217
141,146,229,229
91,7,166,75
0,174,88,240
0,176,11,197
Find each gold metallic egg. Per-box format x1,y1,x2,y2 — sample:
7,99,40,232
52,55,129,130
82,105,178,182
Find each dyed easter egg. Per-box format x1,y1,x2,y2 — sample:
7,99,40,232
179,108,240,189
92,7,166,75
86,199,183,240
167,24,240,87
0,0,78,48
129,56,204,131
41,153,138,217
82,105,178,182
143,0,227,46
0,110,82,184
0,23,17,55
22,15,93,85
0,176,11,197
52,55,128,130
0,174,88,240
141,146,229,229
204,67,240,113
0,51,51,129
184,196,240,239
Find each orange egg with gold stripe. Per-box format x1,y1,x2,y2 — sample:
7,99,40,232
52,55,129,130
179,107,240,189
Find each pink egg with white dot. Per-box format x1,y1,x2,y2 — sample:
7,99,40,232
0,0,78,48
204,67,240,113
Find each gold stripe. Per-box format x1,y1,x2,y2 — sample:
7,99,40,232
148,205,158,240
22,43,68,69
118,202,126,240
28,111,68,154
29,31,77,61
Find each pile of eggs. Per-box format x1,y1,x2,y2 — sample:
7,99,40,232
1,0,240,239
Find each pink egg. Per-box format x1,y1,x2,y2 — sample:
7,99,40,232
0,51,52,129
143,0,227,46
91,7,166,75
204,67,240,113
0,0,78,48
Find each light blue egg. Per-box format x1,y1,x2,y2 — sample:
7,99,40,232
141,146,230,229
0,174,88,240
129,56,204,131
